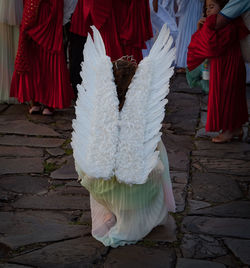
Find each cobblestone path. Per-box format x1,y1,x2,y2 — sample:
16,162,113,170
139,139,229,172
0,74,249,268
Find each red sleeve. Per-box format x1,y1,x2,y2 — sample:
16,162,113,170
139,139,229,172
187,15,249,71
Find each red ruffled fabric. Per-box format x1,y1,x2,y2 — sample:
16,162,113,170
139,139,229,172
187,15,249,132
10,0,74,108
70,0,153,63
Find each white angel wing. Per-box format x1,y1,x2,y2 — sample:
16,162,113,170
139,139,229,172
71,26,119,179
115,24,175,184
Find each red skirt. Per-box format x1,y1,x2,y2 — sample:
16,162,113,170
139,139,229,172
10,0,74,108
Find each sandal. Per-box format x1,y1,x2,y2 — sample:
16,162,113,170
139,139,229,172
42,107,54,116
29,105,41,114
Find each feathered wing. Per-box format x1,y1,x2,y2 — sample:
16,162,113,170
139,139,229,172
71,26,119,179
115,24,175,184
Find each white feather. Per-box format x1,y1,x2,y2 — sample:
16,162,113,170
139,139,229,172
115,24,176,184
71,26,119,179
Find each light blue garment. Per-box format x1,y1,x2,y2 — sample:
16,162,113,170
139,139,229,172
175,0,204,68
246,63,250,84
220,0,250,19
143,0,178,57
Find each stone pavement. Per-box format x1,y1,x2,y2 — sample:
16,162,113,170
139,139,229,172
0,73,249,268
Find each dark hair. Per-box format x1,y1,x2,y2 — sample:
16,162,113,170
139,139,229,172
203,0,229,17
112,57,137,111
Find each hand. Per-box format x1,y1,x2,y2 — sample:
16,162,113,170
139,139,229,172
197,17,206,30
153,0,158,13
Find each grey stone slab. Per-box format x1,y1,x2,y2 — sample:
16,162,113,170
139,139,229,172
55,120,73,131
170,171,188,184
173,183,187,212
53,107,75,120
12,192,90,210
194,157,250,176
0,158,43,175
55,185,89,196
224,238,250,265
0,264,31,268
191,172,242,203
181,234,227,259
165,93,200,134
104,246,176,268
79,211,91,225
0,211,90,248
190,201,250,218
65,181,83,187
51,157,78,180
0,190,18,202
0,135,65,148
46,148,65,156
195,139,250,151
162,132,193,153
144,215,177,242
0,242,12,258
0,120,60,137
0,146,43,157
166,115,198,135
213,255,240,268
1,104,27,115
188,200,211,213
0,175,49,194
182,216,250,239
11,237,107,268
171,73,202,94
193,140,250,160
168,151,189,172
176,258,226,268
0,104,8,113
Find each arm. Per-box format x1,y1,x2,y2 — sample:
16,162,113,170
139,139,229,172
215,0,250,29
215,13,231,30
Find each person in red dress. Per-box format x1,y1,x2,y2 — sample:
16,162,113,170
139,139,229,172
10,0,74,115
187,0,249,143
69,0,153,95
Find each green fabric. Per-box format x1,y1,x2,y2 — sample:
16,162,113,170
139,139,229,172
80,174,161,210
186,64,209,94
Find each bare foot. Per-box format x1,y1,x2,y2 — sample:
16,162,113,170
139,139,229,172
212,130,233,143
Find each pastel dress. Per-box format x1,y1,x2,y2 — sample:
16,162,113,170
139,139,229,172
175,0,204,68
77,140,176,248
0,0,23,104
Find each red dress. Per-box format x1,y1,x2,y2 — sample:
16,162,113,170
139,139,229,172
187,15,249,132
70,0,153,63
10,0,74,109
